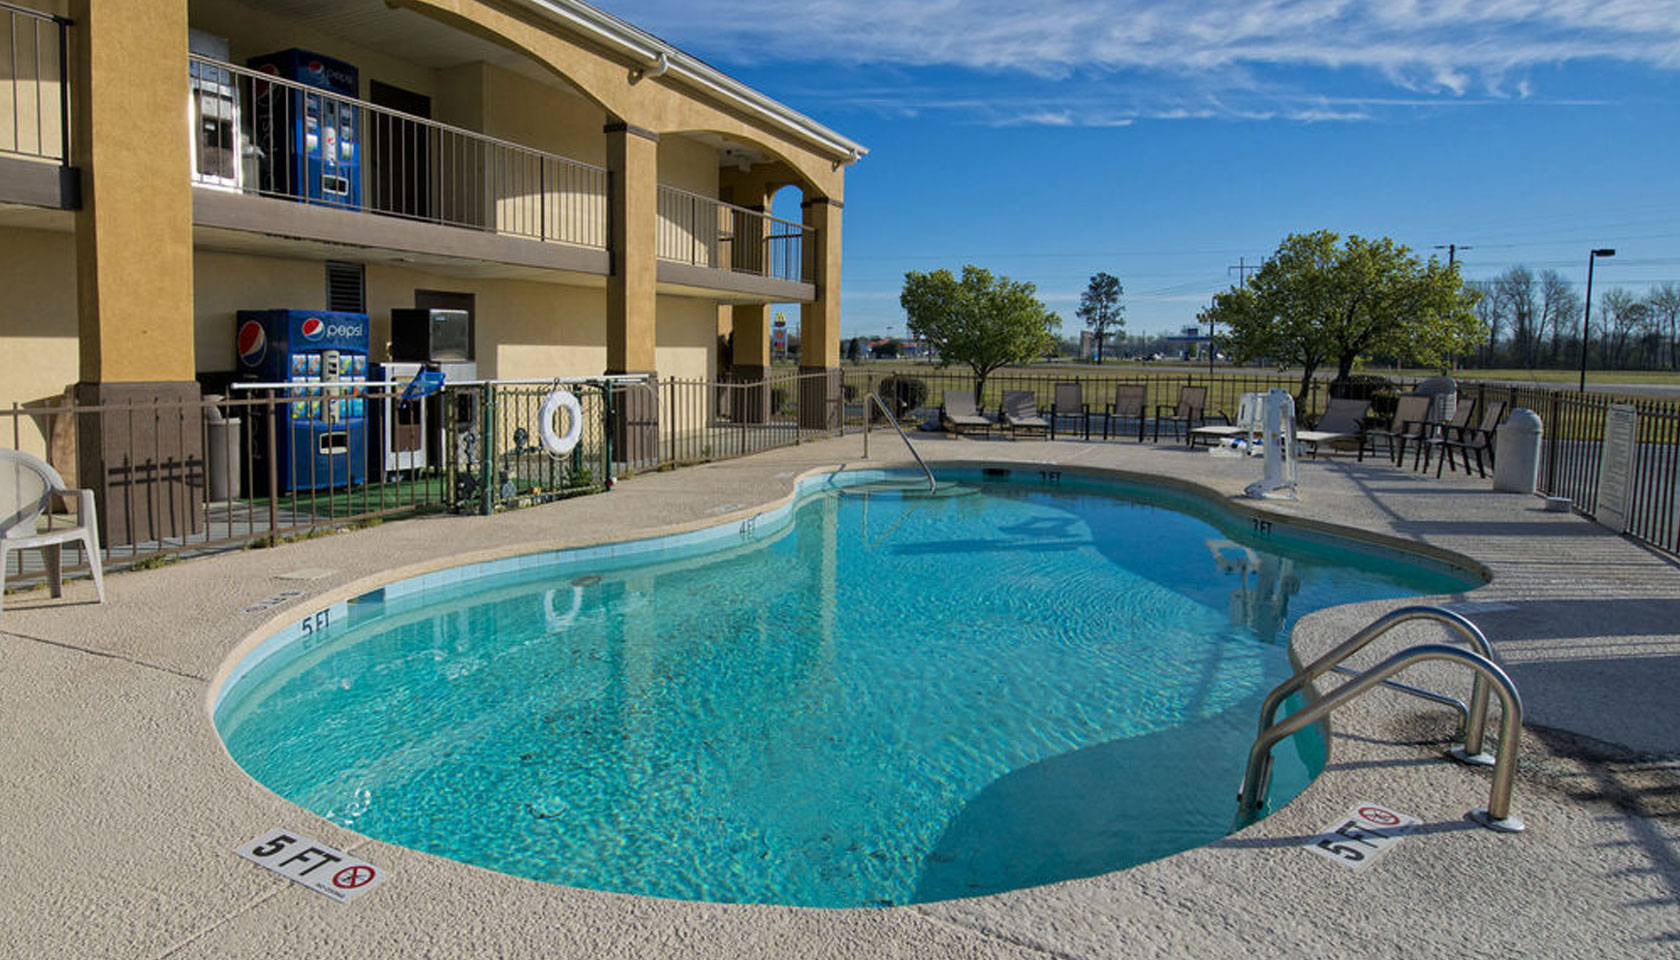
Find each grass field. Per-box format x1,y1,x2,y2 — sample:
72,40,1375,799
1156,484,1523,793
807,358,1680,389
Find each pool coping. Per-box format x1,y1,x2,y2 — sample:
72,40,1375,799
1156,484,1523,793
3,432,1678,958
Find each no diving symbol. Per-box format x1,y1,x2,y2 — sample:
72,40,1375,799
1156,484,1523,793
1358,806,1402,827
334,865,376,890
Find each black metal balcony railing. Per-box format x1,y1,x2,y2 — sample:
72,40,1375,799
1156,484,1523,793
188,55,609,249
1,1,69,164
656,184,812,284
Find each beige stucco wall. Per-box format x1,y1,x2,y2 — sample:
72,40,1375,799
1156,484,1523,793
0,226,79,458
192,250,321,372
657,135,719,197
367,266,609,381
481,65,605,165
653,295,717,383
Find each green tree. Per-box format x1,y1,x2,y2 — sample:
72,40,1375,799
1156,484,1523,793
845,337,864,363
901,265,1060,401
1205,231,1482,405
1076,271,1124,363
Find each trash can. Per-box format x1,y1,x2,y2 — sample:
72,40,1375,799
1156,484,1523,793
204,396,243,502
1494,408,1543,494
1415,376,1457,424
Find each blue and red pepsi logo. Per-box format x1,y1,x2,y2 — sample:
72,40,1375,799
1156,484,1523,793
237,320,267,367
300,316,326,342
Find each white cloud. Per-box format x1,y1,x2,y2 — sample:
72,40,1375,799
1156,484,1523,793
610,0,1680,95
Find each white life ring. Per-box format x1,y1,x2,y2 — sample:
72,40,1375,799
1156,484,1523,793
538,389,583,456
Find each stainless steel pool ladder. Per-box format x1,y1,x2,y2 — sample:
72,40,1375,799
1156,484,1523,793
1236,605,1527,833
862,392,936,493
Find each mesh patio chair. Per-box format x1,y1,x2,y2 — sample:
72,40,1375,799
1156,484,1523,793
1153,385,1208,444
1049,382,1091,440
1103,384,1148,442
1436,399,1507,478
1417,400,1477,473
1,449,104,619
1361,393,1432,464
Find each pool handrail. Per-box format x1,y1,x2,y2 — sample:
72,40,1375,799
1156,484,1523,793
862,392,936,493
1236,642,1526,833
1259,605,1497,764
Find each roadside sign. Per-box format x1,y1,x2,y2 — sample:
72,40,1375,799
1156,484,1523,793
1303,803,1420,871
238,829,386,902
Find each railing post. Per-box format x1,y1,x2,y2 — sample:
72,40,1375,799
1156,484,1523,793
479,383,495,516
1545,389,1561,495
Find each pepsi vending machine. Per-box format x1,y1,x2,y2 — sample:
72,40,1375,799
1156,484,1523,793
236,309,369,493
248,49,360,209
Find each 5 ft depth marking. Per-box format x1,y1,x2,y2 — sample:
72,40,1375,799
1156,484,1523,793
238,829,386,902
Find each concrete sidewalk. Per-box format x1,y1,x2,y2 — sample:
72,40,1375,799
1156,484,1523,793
2,432,1677,958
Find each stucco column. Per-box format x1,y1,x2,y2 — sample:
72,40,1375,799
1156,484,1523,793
604,123,658,463
70,0,203,546
798,196,842,429
730,303,771,423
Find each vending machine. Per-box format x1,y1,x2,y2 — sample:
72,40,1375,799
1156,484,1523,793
248,48,361,209
235,309,370,493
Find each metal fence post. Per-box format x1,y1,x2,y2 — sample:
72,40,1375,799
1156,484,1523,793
480,383,495,516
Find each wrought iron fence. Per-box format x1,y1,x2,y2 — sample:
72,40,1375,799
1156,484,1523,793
9,370,1680,585
648,370,837,467
188,55,609,249
655,184,811,283
447,381,612,515
1,379,616,582
1,1,68,163
1456,380,1680,556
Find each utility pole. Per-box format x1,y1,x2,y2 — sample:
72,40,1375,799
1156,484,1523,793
1433,243,1473,269
1227,256,1257,286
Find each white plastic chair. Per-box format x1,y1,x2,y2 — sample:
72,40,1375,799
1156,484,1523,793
1,449,104,618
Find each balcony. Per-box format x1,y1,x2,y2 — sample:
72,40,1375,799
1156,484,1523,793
187,55,817,301
188,54,609,279
656,184,815,301
0,1,74,211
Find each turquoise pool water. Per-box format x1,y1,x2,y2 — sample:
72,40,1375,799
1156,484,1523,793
215,469,1478,907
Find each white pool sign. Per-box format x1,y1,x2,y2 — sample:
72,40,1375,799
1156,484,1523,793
1303,803,1420,871
238,829,386,902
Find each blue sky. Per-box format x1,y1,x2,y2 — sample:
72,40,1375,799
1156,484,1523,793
611,0,1680,338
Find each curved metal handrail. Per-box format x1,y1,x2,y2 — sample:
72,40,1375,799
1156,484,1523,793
1237,643,1526,833
1260,605,1496,763
862,392,936,494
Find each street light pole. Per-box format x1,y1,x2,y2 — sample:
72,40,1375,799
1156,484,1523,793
1580,248,1616,393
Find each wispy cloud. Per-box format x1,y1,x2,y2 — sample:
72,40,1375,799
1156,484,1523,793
610,0,1680,122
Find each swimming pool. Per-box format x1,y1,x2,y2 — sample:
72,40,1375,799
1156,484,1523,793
215,467,1479,907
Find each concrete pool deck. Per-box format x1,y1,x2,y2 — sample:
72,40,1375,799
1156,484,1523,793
2,431,1677,958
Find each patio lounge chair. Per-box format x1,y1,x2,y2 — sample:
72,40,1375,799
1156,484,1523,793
1049,382,1091,440
1361,393,1432,464
1154,386,1209,444
1,449,104,619
1435,400,1507,478
1189,392,1264,451
1294,397,1370,458
940,390,996,437
1000,390,1051,439
1103,384,1148,442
